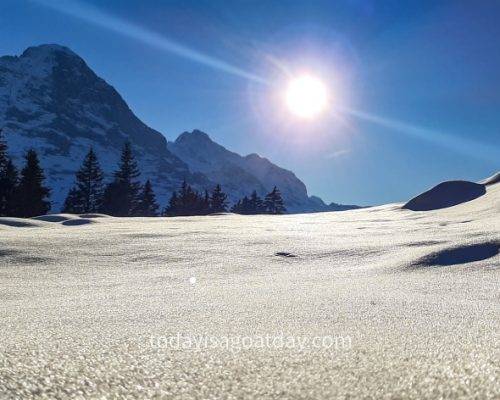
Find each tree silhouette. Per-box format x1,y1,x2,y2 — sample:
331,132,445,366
0,128,10,215
13,149,50,217
248,190,265,214
164,181,196,216
178,180,195,215
0,130,18,216
231,195,256,214
163,181,228,216
264,186,287,214
134,179,160,216
231,191,268,215
210,184,228,213
230,199,243,213
202,190,211,214
1,160,18,216
62,187,81,214
163,190,180,216
101,142,141,216
63,148,104,213
0,129,7,169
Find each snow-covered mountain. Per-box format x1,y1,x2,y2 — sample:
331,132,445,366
0,44,206,210
0,44,357,213
169,130,357,212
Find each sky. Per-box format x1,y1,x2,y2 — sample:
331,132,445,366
1,0,499,205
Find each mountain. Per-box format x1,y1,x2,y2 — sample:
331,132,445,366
168,130,360,212
0,44,205,210
0,44,358,213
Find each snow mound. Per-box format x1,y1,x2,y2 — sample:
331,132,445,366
0,218,49,228
61,218,95,226
12,214,101,226
479,171,500,186
77,213,111,218
31,214,79,222
403,180,486,211
208,212,235,216
415,241,499,267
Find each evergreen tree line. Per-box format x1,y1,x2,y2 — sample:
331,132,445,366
0,129,51,218
0,129,287,218
164,183,286,216
230,188,286,215
164,182,228,216
63,142,160,216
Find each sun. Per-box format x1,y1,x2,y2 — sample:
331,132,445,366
285,75,328,119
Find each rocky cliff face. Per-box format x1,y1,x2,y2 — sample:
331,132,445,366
0,44,203,210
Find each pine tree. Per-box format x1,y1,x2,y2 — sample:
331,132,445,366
134,180,159,216
0,130,18,216
0,128,10,215
0,129,7,169
177,180,191,215
231,191,267,215
248,190,265,214
101,142,141,216
167,180,188,216
62,187,82,214
63,148,104,213
201,190,211,215
164,181,210,216
210,184,228,213
13,149,50,217
240,196,251,214
231,195,251,214
230,199,242,213
164,190,180,216
186,189,202,215
4,160,18,213
177,180,201,215
264,186,287,214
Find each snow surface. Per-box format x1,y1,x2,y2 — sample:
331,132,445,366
0,180,499,398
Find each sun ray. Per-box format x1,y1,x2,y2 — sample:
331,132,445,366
339,107,499,164
34,0,269,85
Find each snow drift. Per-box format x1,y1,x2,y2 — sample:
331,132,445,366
403,180,486,211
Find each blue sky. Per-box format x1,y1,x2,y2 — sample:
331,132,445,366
1,0,499,205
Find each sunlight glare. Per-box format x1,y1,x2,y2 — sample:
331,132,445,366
285,75,328,119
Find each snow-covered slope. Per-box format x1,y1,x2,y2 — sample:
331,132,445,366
479,171,500,186
169,130,358,212
0,44,204,211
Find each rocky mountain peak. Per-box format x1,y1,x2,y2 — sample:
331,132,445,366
21,43,78,59
175,129,213,145
0,44,193,210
